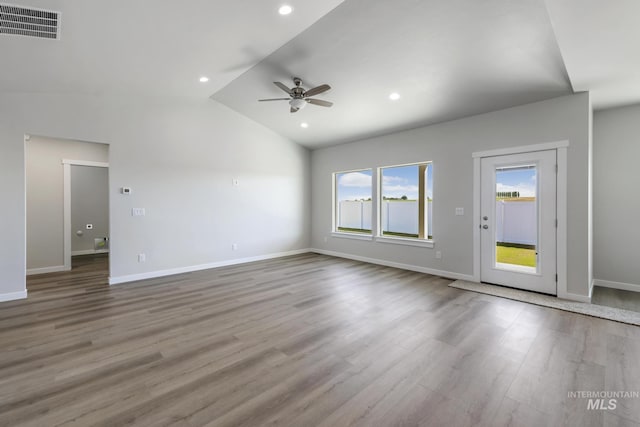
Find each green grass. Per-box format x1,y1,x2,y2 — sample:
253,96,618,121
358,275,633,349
337,229,433,240
337,227,371,234
382,231,419,238
496,245,536,267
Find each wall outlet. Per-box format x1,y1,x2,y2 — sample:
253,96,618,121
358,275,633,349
86,224,93,230
132,208,146,216
455,208,464,216
435,251,442,260
138,253,146,263
232,243,238,251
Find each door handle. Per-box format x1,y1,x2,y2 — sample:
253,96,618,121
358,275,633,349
482,225,489,229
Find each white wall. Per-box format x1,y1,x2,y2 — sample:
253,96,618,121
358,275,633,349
71,165,109,254
26,137,109,271
312,93,591,297
0,93,310,298
593,103,640,289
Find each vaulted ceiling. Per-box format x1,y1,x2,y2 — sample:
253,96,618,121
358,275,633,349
2,0,639,148
0,0,345,97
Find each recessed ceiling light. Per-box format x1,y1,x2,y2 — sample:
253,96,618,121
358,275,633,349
300,122,309,128
279,5,293,15
389,92,400,101
199,76,209,83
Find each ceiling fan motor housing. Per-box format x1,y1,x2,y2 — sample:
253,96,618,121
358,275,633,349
257,77,332,113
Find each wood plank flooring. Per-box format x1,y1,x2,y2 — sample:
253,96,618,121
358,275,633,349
1,253,639,426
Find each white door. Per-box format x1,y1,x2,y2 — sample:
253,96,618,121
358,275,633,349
480,150,557,295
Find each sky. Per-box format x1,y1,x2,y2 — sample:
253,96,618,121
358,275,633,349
496,166,537,197
336,165,433,201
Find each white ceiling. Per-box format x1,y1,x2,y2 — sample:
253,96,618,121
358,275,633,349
543,0,640,110
213,0,574,147
2,0,639,148
0,0,344,96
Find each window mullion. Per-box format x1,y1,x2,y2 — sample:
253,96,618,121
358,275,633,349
418,164,427,239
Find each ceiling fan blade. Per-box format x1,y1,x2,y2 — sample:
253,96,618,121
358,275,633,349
274,82,293,94
258,98,291,102
290,106,299,113
304,84,331,98
306,98,333,107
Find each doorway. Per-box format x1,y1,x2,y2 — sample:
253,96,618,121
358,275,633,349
25,135,109,278
480,150,557,295
63,160,109,271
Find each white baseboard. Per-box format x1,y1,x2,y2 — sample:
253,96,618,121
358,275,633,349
108,248,312,285
0,290,28,302
593,279,640,293
72,249,110,256
311,248,475,282
26,265,68,275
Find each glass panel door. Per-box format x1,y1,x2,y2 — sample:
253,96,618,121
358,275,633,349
494,164,537,274
480,150,557,295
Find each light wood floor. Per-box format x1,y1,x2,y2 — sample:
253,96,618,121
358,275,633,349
1,253,639,427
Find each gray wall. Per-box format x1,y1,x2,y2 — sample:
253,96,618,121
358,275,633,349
311,93,591,298
26,137,109,271
0,122,25,298
0,94,310,297
71,165,109,254
593,104,640,287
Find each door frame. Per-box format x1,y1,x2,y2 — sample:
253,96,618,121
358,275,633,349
62,159,109,271
472,141,569,299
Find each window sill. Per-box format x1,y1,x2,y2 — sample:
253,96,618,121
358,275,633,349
375,236,434,248
331,232,373,241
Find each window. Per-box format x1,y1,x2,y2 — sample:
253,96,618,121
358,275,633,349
379,162,433,240
334,169,372,235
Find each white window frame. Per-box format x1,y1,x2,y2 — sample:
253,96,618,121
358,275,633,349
375,162,434,248
331,168,374,241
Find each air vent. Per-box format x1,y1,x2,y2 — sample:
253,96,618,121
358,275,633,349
0,3,60,39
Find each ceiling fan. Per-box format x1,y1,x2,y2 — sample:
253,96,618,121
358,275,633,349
258,77,333,113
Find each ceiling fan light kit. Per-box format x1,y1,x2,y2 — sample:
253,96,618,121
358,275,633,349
290,98,307,110
258,77,333,113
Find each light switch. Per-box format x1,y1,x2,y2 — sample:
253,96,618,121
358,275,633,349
455,208,464,216
86,224,93,230
232,178,239,186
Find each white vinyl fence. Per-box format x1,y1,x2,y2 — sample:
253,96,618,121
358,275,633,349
495,200,536,245
338,201,373,230
338,201,432,235
338,199,536,244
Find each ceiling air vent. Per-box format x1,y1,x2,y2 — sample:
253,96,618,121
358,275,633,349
0,3,60,40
